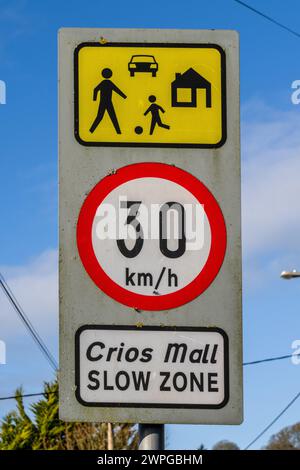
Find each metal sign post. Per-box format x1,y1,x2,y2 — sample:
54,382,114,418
59,28,242,445
138,424,165,450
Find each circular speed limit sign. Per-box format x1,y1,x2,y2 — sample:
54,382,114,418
77,163,226,311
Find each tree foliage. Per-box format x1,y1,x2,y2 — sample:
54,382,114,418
264,423,300,450
0,380,138,450
212,440,240,450
211,422,300,451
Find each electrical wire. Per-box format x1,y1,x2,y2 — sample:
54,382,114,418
1,0,299,436
0,290,299,449
1,356,300,449
243,353,300,366
245,390,300,449
233,0,300,39
0,351,299,401
0,391,57,401
1,388,300,451
2,1,299,448
0,272,58,371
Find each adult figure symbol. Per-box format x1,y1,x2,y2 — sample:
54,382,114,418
90,68,127,134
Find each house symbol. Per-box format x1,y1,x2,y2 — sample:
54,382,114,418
171,68,212,108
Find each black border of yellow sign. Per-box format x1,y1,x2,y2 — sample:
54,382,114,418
74,43,227,148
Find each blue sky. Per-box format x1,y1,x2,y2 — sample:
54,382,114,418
1,0,300,450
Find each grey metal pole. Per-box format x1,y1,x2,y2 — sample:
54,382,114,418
138,424,165,450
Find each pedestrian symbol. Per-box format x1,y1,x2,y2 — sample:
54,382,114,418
74,43,226,148
89,68,127,134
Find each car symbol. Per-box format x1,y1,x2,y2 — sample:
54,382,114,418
128,55,158,77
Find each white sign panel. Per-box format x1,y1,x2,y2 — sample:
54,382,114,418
76,326,228,408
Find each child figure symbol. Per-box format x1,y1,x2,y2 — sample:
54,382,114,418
144,95,170,135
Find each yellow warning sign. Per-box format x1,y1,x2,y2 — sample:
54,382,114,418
74,43,226,148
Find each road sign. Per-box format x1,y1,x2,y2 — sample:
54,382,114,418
59,28,242,425
74,43,225,147
76,326,229,409
77,162,226,310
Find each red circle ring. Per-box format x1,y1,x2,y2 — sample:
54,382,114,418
77,162,227,311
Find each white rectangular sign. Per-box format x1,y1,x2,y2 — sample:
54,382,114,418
76,326,228,408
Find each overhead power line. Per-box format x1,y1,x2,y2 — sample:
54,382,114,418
0,391,57,401
245,390,300,449
1,385,300,451
2,382,300,452
0,272,58,371
233,0,300,39
0,351,298,401
243,353,300,366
